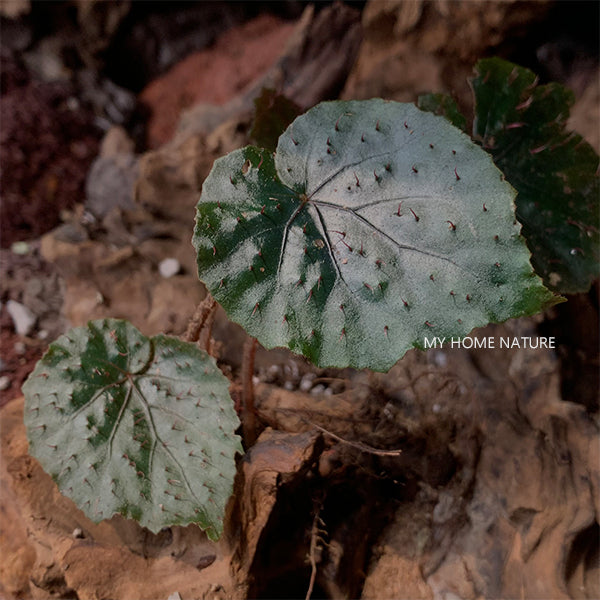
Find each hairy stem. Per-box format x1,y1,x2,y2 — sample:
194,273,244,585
183,294,217,353
241,337,258,446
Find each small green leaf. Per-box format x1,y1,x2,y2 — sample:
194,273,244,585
23,319,242,540
194,99,558,371
471,58,600,293
418,93,468,132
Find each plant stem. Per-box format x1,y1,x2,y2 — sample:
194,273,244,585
183,294,217,353
198,302,216,354
241,336,258,446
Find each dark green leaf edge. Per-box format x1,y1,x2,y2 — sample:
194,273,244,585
419,60,599,294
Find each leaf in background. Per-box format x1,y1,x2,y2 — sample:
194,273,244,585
194,99,558,371
471,57,599,293
23,319,242,541
249,88,302,152
417,93,468,132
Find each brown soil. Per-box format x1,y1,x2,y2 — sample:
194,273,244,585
139,13,296,149
0,63,100,248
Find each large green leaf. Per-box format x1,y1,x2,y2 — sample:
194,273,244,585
193,99,558,371
417,93,468,133
471,58,599,293
23,319,242,540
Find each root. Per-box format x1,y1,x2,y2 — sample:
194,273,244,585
306,420,402,457
306,501,327,600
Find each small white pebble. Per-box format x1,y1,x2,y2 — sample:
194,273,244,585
159,258,181,278
299,372,316,392
267,365,280,377
382,402,394,420
263,364,281,383
37,329,49,340
430,350,447,367
72,527,84,538
66,96,80,111
283,361,300,379
81,211,96,225
310,384,326,395
167,592,182,600
0,376,10,391
432,403,441,413
6,300,36,336
11,241,31,255
14,341,26,355
283,380,295,391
